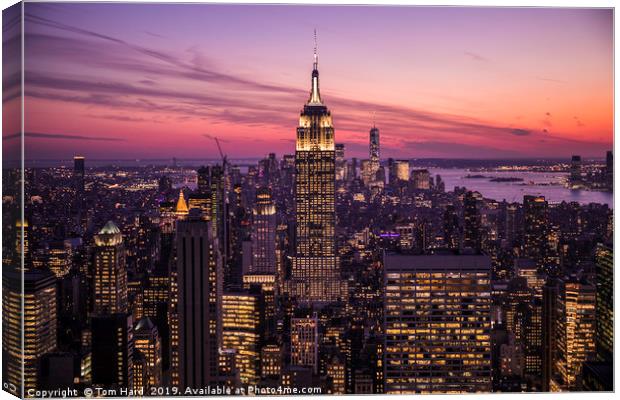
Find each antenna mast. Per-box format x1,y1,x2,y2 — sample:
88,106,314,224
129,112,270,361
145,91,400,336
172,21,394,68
313,28,318,69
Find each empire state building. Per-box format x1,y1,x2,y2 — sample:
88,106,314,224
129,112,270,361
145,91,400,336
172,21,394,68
292,45,341,304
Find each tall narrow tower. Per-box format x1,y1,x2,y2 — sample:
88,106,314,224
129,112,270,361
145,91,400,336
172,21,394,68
251,187,277,275
369,124,380,174
73,155,85,193
176,213,221,388
93,221,128,314
292,34,341,303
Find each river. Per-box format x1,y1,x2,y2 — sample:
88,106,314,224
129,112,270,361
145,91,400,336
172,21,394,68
429,168,613,207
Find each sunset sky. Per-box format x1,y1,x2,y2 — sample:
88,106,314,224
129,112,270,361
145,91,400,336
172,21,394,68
7,3,614,160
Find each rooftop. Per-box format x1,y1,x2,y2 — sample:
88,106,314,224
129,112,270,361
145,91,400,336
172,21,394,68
384,253,491,271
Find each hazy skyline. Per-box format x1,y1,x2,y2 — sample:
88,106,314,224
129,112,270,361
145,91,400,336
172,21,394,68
6,3,614,159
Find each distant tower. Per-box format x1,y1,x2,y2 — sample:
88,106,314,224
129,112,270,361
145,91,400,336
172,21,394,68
176,213,221,388
73,155,85,193
335,143,346,181
505,203,518,245
523,195,549,271
443,205,459,250
605,150,613,188
394,160,410,182
463,191,482,252
411,169,430,190
292,33,341,303
93,221,128,314
369,124,380,168
251,188,276,275
196,166,210,194
570,155,582,187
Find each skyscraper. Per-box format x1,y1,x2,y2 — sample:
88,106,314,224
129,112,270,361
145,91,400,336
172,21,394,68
411,169,430,190
93,221,128,314
389,159,409,184
2,268,57,395
348,158,358,181
463,191,482,252
553,279,596,390
394,160,409,182
605,150,613,188
369,125,380,181
196,166,211,194
291,313,319,374
250,188,276,275
505,203,518,245
73,155,85,193
335,143,346,181
594,244,613,363
134,317,163,388
292,43,341,303
524,298,543,382
569,155,582,187
542,278,559,392
523,195,551,272
196,165,228,284
91,313,134,389
176,213,221,388
221,293,261,385
383,254,492,393
443,205,459,251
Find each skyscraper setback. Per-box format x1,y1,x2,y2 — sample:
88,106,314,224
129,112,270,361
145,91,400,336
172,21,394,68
292,45,341,303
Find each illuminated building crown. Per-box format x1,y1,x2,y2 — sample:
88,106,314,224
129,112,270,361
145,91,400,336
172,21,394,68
296,30,335,152
95,220,123,246
175,190,189,215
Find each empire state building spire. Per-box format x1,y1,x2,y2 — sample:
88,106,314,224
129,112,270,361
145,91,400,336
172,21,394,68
308,29,322,105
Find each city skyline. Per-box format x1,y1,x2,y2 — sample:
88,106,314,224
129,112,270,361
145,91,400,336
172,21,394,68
2,3,614,397
5,4,613,160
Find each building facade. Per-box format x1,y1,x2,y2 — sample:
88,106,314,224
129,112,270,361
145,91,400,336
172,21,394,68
251,188,277,275
2,268,57,395
291,314,319,374
221,293,261,385
383,254,492,393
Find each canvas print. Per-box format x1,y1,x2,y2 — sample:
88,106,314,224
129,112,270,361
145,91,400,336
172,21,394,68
1,2,614,398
